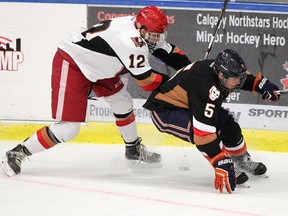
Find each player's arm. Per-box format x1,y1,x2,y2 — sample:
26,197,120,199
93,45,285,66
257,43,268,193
193,116,236,194
152,44,191,70
190,89,235,193
242,71,280,101
131,69,170,92
118,37,170,92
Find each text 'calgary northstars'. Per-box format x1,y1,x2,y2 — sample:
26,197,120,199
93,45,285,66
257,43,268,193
196,14,287,48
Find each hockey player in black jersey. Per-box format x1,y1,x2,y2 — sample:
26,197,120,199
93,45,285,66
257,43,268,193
144,49,280,193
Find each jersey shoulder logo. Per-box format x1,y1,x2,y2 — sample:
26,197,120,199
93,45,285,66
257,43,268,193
131,37,146,48
209,86,220,101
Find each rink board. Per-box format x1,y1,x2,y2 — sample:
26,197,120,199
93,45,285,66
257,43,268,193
0,122,287,153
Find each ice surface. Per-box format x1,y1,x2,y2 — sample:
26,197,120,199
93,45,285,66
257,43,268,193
0,141,287,216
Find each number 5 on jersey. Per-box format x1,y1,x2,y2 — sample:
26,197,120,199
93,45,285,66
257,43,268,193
204,103,215,118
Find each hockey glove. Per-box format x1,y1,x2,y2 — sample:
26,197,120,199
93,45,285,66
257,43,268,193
210,152,236,194
254,72,280,102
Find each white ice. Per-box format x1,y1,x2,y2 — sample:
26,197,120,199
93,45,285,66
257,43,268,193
0,141,288,216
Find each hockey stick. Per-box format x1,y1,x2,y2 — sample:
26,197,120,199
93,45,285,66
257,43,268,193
204,0,229,59
275,89,288,95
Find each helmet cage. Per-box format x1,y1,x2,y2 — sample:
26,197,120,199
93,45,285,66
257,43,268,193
144,30,167,51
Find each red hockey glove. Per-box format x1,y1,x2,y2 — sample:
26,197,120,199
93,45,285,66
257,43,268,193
210,152,236,194
253,72,280,102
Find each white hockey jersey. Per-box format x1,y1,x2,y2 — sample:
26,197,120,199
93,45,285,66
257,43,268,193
58,16,158,82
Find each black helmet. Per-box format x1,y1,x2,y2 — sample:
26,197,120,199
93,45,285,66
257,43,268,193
214,49,247,91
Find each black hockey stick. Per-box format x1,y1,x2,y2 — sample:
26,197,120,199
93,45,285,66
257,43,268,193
275,89,288,95
204,0,229,59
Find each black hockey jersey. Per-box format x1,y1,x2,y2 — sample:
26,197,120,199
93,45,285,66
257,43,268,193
144,59,256,136
144,60,227,135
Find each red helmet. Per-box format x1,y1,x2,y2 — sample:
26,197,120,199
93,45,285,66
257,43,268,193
135,6,168,33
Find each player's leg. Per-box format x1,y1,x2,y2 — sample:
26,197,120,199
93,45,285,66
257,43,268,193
151,109,249,186
1,49,90,176
218,108,267,177
1,122,82,177
92,77,160,163
151,109,193,143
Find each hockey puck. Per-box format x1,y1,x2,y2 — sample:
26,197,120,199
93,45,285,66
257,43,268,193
179,166,189,171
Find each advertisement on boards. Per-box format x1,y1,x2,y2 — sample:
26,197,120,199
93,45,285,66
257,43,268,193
0,36,24,71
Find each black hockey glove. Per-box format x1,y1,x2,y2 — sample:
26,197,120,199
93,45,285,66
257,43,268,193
254,72,280,102
210,152,236,194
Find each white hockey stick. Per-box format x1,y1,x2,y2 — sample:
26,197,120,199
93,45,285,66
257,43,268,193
275,89,288,95
204,0,229,59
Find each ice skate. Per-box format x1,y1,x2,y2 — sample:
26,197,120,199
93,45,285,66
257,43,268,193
1,144,31,177
232,152,268,178
125,137,161,168
235,167,250,188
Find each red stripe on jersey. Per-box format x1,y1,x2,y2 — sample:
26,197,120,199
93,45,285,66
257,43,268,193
140,74,162,92
193,126,213,137
226,143,247,156
116,113,135,127
203,154,211,161
177,50,185,55
36,129,52,149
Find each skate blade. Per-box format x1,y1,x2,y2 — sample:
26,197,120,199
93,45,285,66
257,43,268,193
1,156,16,177
126,159,162,169
238,181,250,188
257,173,269,178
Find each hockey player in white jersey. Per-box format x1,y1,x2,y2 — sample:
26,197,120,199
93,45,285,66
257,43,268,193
1,6,191,176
